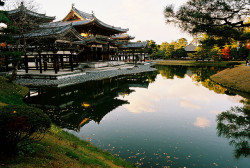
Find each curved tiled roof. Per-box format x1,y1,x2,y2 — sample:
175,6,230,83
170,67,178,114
120,42,148,49
8,3,55,22
72,7,94,20
61,6,128,33
41,18,128,34
14,24,84,41
111,34,135,40
92,17,128,33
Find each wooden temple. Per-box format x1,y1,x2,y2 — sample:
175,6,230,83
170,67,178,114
1,3,149,74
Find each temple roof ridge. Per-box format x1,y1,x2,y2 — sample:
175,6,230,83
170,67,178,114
92,16,129,32
69,6,128,32
14,24,84,41
72,6,94,20
8,3,55,21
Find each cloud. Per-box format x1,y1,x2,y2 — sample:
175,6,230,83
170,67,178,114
123,101,156,114
122,88,157,114
121,76,211,114
226,95,244,103
180,100,201,110
193,117,210,128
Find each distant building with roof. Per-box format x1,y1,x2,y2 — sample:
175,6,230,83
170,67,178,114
184,43,197,53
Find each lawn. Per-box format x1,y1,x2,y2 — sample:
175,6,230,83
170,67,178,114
211,66,250,93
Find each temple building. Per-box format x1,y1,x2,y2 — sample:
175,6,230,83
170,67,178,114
2,3,148,74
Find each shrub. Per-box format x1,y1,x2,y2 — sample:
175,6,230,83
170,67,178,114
0,105,51,155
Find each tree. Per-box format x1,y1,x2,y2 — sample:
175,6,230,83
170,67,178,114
217,104,250,159
0,0,23,82
176,38,188,49
0,105,51,155
172,47,187,59
221,46,231,60
1,0,53,81
159,42,174,59
146,40,159,55
164,0,250,42
0,0,4,6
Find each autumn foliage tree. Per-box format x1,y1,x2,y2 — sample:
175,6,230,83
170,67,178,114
221,47,231,60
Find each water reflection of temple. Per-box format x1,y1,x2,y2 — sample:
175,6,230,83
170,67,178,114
25,72,157,131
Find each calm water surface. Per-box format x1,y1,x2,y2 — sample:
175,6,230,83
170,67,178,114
26,65,250,168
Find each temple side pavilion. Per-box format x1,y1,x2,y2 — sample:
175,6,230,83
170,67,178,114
2,4,149,74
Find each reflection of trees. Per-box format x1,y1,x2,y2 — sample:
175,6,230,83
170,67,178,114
217,100,250,159
145,71,158,83
189,66,224,82
157,65,228,94
25,72,157,131
198,78,227,94
190,66,228,94
157,65,187,79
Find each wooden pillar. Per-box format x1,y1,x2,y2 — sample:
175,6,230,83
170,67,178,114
38,51,42,74
108,44,110,61
91,46,94,61
122,50,125,61
60,55,64,69
95,46,98,61
144,52,146,62
35,56,39,70
125,50,127,61
43,55,47,71
69,53,74,72
53,54,58,74
101,47,104,61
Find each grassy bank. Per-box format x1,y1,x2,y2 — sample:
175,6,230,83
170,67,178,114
0,76,29,106
0,77,135,168
3,125,135,168
211,66,250,93
153,60,245,67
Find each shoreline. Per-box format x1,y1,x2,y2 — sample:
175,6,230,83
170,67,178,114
0,76,136,168
210,66,250,93
152,60,244,67
15,64,157,88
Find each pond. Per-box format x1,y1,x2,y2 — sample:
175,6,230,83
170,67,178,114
25,65,250,168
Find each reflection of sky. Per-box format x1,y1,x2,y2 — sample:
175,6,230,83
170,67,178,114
76,73,249,168
121,75,243,116
194,117,211,128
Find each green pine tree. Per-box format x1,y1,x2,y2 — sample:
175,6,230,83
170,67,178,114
0,1,23,82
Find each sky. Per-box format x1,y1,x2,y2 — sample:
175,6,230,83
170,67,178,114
3,0,193,44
